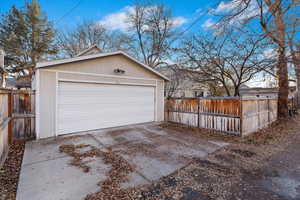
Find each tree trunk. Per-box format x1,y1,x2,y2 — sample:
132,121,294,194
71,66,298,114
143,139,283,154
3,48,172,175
277,45,289,118
234,86,240,97
275,10,289,118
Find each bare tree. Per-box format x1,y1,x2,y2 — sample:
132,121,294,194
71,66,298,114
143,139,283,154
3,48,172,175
57,21,107,57
127,2,178,68
177,30,273,96
159,65,182,97
57,20,134,57
287,18,300,90
214,0,300,117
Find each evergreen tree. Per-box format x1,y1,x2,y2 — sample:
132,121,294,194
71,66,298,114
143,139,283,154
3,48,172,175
0,0,57,78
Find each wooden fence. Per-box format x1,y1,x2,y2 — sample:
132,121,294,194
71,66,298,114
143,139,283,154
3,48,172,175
11,90,35,139
289,91,300,112
0,89,10,167
0,89,35,167
165,97,278,136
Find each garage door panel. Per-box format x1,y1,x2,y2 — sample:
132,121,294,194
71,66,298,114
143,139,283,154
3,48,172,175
57,82,155,135
59,99,154,106
59,96,154,104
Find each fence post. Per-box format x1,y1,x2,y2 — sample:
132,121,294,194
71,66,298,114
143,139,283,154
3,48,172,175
267,98,270,124
257,99,260,129
167,99,170,122
197,98,200,128
239,97,243,136
7,91,13,144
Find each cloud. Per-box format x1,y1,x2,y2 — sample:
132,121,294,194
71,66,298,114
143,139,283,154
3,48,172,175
98,6,187,32
263,48,276,58
214,1,240,13
97,6,134,32
201,18,216,30
214,0,260,24
171,17,188,28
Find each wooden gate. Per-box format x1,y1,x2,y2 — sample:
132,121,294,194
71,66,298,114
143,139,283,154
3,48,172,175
0,89,35,142
11,90,35,139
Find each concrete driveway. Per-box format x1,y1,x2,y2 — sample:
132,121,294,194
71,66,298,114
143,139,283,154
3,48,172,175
17,123,229,200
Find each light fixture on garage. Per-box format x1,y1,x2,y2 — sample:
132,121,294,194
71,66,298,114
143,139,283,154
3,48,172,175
114,68,125,74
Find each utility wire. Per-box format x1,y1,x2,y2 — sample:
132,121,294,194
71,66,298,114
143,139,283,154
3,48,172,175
168,3,217,48
54,0,84,25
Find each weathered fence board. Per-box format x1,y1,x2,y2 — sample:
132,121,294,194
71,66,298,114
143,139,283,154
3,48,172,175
165,97,279,136
241,98,277,136
289,91,300,112
0,90,10,167
0,119,9,167
165,97,242,135
11,91,35,139
198,98,240,134
0,89,35,167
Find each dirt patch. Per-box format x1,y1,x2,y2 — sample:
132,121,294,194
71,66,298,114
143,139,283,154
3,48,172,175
214,153,237,164
55,135,85,142
106,128,133,136
230,149,256,158
115,141,182,163
159,122,238,142
193,159,234,176
181,187,210,200
0,140,25,200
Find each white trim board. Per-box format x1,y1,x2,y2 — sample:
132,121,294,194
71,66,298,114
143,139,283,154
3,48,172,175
40,69,159,82
35,69,40,139
55,72,58,137
36,51,170,81
76,44,102,57
58,78,156,87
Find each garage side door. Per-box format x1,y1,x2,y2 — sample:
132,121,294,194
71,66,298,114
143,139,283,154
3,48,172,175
57,82,155,135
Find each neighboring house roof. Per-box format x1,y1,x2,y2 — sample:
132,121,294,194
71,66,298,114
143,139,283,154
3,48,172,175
36,51,169,81
239,86,296,95
76,45,103,57
6,77,31,88
157,65,206,90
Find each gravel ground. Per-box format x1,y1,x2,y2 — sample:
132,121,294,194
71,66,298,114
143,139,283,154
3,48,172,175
0,141,25,200
123,114,300,200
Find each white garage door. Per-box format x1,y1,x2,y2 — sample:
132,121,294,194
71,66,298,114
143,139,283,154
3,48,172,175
57,81,155,135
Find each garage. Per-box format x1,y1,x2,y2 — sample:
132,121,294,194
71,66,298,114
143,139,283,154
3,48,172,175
34,47,168,139
57,81,155,135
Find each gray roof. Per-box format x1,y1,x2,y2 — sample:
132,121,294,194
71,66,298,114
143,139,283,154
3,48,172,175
6,77,31,88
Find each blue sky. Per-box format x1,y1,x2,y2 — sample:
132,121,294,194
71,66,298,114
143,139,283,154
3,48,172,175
0,0,215,33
